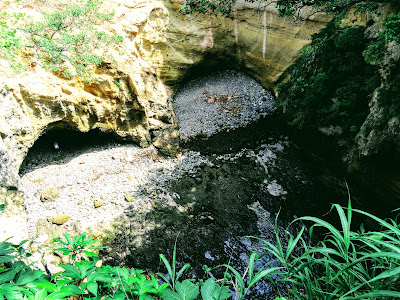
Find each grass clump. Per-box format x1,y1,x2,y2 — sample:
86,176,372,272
260,199,400,299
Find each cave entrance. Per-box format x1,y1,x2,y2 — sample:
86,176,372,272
19,127,124,176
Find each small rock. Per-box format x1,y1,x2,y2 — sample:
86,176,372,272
47,216,54,222
61,255,70,264
40,187,60,202
125,195,133,202
112,153,121,160
94,201,103,208
30,244,38,254
206,96,216,104
53,214,70,225
77,201,83,205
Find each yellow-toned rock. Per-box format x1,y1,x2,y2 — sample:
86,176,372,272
41,187,60,202
53,214,70,225
0,0,331,192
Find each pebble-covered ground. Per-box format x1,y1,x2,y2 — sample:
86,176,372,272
19,144,211,235
173,70,275,140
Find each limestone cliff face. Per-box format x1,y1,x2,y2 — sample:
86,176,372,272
0,0,330,197
157,0,331,90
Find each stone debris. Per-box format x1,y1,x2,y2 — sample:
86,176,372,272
173,70,275,140
19,144,212,236
40,187,60,202
53,214,70,225
94,201,103,208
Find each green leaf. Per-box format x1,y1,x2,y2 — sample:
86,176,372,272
212,285,231,300
59,265,81,280
34,288,47,300
175,280,199,300
62,284,82,295
200,278,215,300
175,263,191,284
31,281,56,293
163,289,181,300
64,233,72,246
86,282,98,296
0,270,17,284
16,269,44,285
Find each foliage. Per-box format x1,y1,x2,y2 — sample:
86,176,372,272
0,11,24,72
157,239,191,292
53,232,105,262
179,0,397,17
277,22,380,138
179,0,235,15
256,198,400,299
1,198,400,299
0,0,123,80
364,13,400,63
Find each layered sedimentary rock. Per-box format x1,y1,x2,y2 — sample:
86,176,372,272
0,0,330,201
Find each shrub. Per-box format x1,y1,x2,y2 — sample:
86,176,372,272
277,22,381,139
0,0,123,80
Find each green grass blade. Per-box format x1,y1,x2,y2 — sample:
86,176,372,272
159,254,173,286
220,264,245,291
175,263,190,283
297,216,344,245
247,267,282,290
352,208,400,235
343,290,400,299
248,252,257,283
285,227,305,261
334,204,350,254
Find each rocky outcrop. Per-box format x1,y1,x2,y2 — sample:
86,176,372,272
158,0,331,90
0,0,330,205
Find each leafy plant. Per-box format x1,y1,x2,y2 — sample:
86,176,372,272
157,240,191,292
1,0,123,79
0,11,24,72
254,198,400,299
277,22,381,139
53,232,105,262
221,252,281,300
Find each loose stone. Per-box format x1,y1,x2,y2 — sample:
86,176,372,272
53,214,70,225
40,187,60,202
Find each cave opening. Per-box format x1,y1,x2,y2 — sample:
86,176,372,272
19,126,127,176
177,53,239,87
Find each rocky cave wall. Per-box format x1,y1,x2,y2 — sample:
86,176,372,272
0,0,331,196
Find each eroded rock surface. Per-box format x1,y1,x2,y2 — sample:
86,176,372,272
0,0,330,195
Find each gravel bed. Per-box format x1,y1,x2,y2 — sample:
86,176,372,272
19,144,213,234
173,70,275,140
